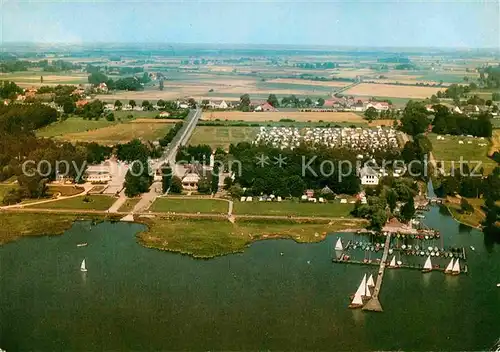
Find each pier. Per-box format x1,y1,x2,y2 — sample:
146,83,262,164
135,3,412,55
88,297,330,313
362,234,391,312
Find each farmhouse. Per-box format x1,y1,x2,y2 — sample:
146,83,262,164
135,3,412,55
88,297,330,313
208,100,230,109
254,102,277,112
358,165,381,186
365,101,390,111
76,100,89,108
97,82,108,93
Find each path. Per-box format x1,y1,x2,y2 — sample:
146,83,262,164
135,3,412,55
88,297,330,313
0,183,94,210
107,189,127,213
363,233,391,312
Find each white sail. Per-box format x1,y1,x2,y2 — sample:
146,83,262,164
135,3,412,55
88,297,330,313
389,255,396,267
365,282,372,298
351,292,363,306
355,274,367,297
80,259,87,272
452,258,460,274
445,258,454,273
367,274,375,287
335,238,343,251
423,256,432,270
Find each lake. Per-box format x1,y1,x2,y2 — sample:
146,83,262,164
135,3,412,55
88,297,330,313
1,206,499,351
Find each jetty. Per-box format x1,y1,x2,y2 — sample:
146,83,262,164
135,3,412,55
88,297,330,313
363,233,391,312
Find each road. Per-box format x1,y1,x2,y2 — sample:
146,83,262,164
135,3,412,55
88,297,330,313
129,108,202,216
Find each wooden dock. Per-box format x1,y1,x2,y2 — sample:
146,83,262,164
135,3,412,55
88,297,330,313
362,234,391,312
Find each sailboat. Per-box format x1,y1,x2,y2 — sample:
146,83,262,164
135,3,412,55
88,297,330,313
335,238,343,251
389,255,396,268
445,258,454,274
80,259,88,272
349,275,366,309
451,258,460,275
422,255,433,273
367,274,375,288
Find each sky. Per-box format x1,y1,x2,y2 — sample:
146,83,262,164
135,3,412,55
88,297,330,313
1,0,499,48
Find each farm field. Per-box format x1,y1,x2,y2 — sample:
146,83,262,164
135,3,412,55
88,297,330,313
344,83,444,99
0,71,88,86
265,78,350,88
233,200,355,217
26,195,116,211
429,133,497,174
201,111,366,123
150,198,229,214
189,126,258,149
60,121,173,144
37,118,118,138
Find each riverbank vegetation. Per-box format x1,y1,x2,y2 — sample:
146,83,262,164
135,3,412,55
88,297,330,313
137,217,368,258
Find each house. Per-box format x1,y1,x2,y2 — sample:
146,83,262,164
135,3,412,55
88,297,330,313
352,101,365,112
76,100,89,108
365,101,390,111
359,165,380,186
425,105,435,113
85,165,112,183
181,173,200,190
209,100,229,109
453,106,463,114
97,82,108,93
254,102,277,112
159,111,170,118
305,189,314,198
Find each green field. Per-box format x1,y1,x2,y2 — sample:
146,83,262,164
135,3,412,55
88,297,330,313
27,195,116,211
37,118,118,138
189,126,258,149
429,133,497,174
118,198,141,213
233,200,354,217
150,198,229,214
112,110,160,119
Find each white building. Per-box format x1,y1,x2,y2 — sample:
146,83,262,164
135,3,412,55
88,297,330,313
182,173,200,190
85,165,112,183
359,165,380,186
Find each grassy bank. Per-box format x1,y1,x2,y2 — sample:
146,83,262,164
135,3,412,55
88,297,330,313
444,197,486,228
26,195,116,211
0,212,118,245
118,198,141,213
137,216,367,258
150,198,229,214
233,200,354,217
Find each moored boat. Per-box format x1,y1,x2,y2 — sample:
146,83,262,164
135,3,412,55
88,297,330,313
388,255,396,268
349,274,367,309
451,258,460,275
445,258,454,274
422,256,432,273
335,238,343,251
80,259,88,272
367,274,375,288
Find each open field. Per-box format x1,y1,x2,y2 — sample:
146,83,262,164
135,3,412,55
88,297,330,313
233,201,354,217
37,118,118,138
138,217,367,258
444,197,486,228
429,133,497,174
47,185,85,197
202,111,366,122
189,126,258,149
344,83,444,99
150,198,229,214
61,121,173,144
0,71,88,86
26,195,116,211
265,78,349,88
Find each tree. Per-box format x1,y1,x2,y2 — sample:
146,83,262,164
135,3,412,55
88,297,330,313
401,100,430,136
124,162,151,197
211,165,220,193
161,165,172,193
159,79,164,91
460,198,474,214
88,72,108,85
62,99,76,114
223,176,233,190
317,98,325,107
188,98,197,108
142,100,151,111
267,94,279,107
492,92,500,101
304,97,312,107
114,100,123,110
170,176,183,194
129,100,136,109
239,94,250,111
399,197,415,223
386,188,398,212
364,107,378,121
370,208,388,231
197,177,211,194
228,184,244,198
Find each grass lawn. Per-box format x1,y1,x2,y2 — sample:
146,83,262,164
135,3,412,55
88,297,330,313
233,200,354,217
429,133,497,174
47,185,85,197
27,195,116,211
189,126,258,149
37,117,118,138
150,198,229,214
118,198,141,213
60,121,173,144
137,217,367,258
113,110,160,119
444,197,486,228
